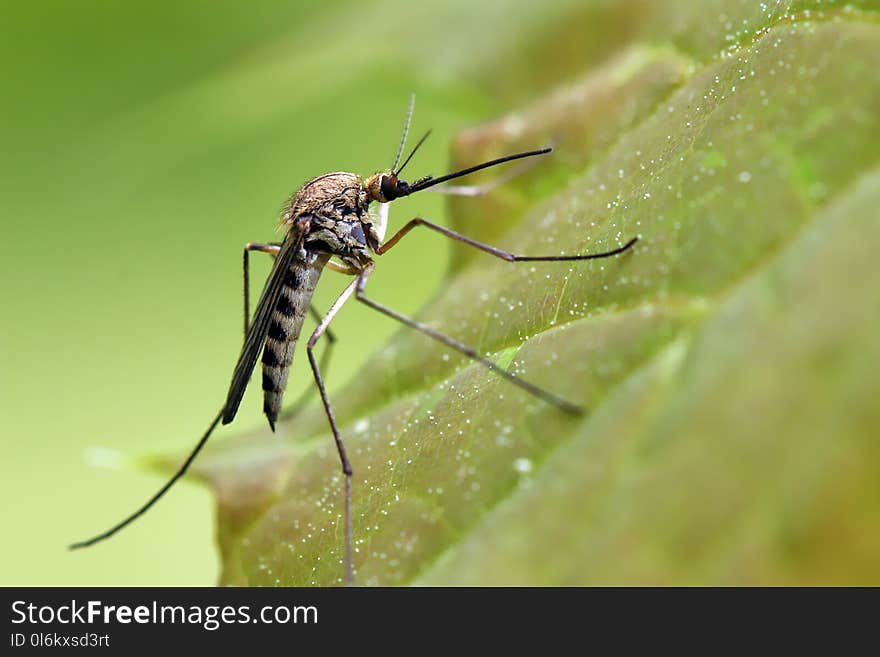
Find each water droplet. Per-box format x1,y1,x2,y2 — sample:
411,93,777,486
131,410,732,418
513,458,533,474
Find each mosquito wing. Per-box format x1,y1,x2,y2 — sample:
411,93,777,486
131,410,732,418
222,219,309,425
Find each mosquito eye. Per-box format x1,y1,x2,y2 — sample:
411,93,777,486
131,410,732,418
380,175,397,201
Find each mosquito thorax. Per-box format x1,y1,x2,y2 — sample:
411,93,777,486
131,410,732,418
277,171,380,264
280,172,364,223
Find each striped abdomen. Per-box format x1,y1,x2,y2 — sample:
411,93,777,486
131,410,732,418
261,257,325,429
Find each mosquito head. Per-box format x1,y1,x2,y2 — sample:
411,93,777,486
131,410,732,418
365,171,411,203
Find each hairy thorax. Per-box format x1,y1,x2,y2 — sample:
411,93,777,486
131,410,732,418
281,172,380,270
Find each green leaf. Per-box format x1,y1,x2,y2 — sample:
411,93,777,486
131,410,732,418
182,4,880,585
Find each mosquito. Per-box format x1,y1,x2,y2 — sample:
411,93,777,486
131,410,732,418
70,96,638,585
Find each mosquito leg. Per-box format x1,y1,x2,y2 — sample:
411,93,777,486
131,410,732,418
243,243,281,337
71,243,284,550
69,409,225,549
305,274,364,586
427,158,539,197
377,217,638,260
355,274,582,415
370,220,636,413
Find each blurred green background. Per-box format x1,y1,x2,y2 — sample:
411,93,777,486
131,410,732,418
0,0,587,585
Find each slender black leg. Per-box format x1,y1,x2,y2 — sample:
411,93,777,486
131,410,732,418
70,410,224,549
305,276,361,586
355,275,583,415
377,217,638,261
243,243,280,337
367,220,638,414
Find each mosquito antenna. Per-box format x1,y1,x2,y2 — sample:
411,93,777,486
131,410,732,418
402,147,551,195
69,409,224,549
395,129,431,176
391,93,416,172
